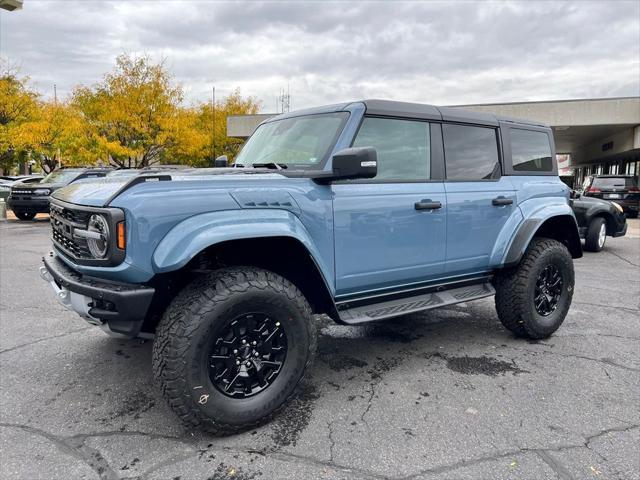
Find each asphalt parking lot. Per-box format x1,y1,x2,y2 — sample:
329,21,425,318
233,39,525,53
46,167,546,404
1,216,638,480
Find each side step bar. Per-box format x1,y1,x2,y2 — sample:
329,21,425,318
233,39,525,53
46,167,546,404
337,282,495,325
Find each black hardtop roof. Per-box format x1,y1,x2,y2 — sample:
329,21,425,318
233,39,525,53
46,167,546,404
360,99,548,128
264,99,548,128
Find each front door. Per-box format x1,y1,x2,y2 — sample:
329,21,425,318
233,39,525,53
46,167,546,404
333,117,446,297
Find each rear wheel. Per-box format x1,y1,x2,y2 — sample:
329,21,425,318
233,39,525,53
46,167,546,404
584,217,607,252
152,267,316,435
14,210,36,221
494,238,574,339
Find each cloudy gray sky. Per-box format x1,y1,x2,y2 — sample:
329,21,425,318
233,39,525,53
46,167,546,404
1,0,638,111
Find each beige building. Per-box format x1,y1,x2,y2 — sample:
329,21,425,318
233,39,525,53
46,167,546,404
228,97,640,185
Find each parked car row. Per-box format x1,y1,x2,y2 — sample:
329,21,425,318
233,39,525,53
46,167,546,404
0,175,44,202
4,165,194,220
5,166,632,257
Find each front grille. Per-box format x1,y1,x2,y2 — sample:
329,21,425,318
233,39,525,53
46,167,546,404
50,203,93,260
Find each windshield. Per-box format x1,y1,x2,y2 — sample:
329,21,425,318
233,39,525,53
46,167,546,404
42,170,81,184
235,112,348,168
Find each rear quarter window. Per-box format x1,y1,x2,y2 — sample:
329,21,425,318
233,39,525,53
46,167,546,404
442,124,500,180
510,129,553,172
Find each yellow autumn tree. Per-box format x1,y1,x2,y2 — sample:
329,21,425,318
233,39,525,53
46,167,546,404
188,89,261,165
13,102,98,173
72,54,187,168
0,60,39,174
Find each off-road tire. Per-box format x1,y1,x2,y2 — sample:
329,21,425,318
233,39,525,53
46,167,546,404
152,267,317,435
14,210,36,221
584,217,606,252
494,238,574,339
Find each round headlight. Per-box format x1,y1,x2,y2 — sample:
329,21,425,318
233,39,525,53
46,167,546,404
611,201,624,213
87,214,110,258
34,188,51,196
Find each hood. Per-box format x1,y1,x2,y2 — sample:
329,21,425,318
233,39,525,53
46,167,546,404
11,181,66,191
52,176,131,206
574,195,613,208
573,195,615,211
51,169,289,207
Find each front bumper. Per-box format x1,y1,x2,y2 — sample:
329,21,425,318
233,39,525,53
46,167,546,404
612,221,628,238
40,251,155,337
7,196,50,213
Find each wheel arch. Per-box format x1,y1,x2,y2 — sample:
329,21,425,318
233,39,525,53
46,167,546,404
587,210,616,236
150,210,338,320
502,212,583,267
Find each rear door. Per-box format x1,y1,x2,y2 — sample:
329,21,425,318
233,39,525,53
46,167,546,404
442,123,516,275
333,117,447,297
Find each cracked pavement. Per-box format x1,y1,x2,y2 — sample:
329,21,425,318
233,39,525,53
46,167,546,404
1,216,638,480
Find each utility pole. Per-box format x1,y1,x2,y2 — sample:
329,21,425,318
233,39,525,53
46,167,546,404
53,84,57,105
211,86,216,161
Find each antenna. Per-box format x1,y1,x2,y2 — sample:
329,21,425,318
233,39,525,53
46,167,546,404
278,86,291,113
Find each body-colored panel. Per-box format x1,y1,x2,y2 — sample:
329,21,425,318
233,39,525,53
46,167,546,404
444,177,515,275
332,182,446,296
54,175,336,288
498,176,576,265
152,208,334,294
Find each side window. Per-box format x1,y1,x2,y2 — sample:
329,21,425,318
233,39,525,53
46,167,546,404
352,117,430,181
510,129,553,172
442,124,500,180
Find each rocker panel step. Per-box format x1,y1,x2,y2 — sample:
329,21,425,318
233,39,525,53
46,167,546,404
338,282,495,325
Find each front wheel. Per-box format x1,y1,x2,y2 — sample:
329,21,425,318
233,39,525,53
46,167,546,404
584,217,607,252
494,238,574,339
13,210,36,221
152,267,317,435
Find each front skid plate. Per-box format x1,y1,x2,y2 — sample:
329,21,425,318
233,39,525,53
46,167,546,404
338,283,495,324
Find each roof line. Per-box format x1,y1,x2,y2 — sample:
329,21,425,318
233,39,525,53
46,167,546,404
448,96,640,108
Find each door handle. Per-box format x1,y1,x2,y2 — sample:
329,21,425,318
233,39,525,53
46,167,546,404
415,200,442,210
492,197,513,206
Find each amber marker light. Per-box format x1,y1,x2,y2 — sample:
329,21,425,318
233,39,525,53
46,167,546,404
117,222,126,250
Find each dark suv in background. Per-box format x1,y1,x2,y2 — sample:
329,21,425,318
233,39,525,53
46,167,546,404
8,167,112,220
581,175,639,217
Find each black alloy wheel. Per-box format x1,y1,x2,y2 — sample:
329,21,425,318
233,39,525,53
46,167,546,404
208,313,288,398
533,265,563,316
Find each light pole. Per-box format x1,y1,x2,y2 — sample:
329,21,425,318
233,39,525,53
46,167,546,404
212,86,216,161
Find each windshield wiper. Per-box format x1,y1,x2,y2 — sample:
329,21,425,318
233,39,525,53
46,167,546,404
251,162,288,170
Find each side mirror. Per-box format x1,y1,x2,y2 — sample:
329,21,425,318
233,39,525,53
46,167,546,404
213,155,228,168
313,147,377,183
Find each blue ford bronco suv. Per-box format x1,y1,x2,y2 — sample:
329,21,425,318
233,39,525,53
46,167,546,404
40,100,582,433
